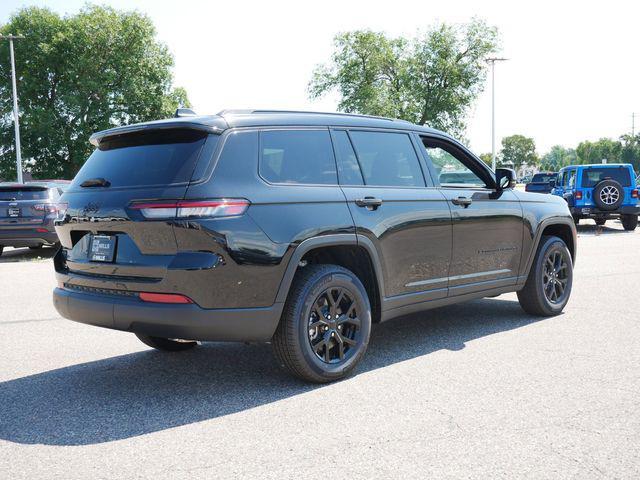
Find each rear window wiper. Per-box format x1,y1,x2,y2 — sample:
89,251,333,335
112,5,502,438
80,177,111,188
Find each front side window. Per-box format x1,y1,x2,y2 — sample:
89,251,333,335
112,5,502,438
421,140,487,188
260,130,337,185
348,131,424,187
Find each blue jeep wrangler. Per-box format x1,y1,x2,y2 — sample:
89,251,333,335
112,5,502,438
552,164,639,230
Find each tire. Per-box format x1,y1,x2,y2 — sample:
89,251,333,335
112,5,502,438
0,246,3,257
593,179,624,211
29,245,42,250
621,214,638,231
572,215,580,226
272,264,372,383
595,218,606,226
135,333,197,351
517,235,573,316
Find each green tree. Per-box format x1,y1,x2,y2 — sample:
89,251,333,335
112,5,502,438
575,138,621,165
0,5,190,180
619,134,640,171
540,145,576,171
479,153,493,166
308,19,499,135
500,135,538,169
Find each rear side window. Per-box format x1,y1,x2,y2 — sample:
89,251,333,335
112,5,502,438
72,129,208,188
349,131,424,187
581,167,631,187
332,130,364,185
260,130,337,185
0,187,49,200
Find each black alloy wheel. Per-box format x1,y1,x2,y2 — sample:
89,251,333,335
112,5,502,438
542,249,570,305
307,286,362,364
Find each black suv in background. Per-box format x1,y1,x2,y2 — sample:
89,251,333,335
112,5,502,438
0,181,68,256
525,172,558,194
53,110,576,382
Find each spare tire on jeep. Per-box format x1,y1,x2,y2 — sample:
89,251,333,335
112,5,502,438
593,179,624,211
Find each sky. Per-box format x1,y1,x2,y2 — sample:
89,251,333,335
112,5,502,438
1,0,639,155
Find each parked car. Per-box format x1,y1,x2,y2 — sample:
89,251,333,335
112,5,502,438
552,164,639,230
525,172,558,194
52,110,577,382
0,181,68,256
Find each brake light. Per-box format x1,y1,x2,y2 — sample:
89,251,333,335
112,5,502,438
632,189,639,199
36,228,49,233
32,203,57,214
575,191,583,200
139,292,194,304
131,199,250,219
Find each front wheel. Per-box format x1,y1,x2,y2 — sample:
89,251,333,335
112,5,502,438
135,333,198,351
595,218,606,226
272,264,372,383
621,214,638,231
517,235,573,316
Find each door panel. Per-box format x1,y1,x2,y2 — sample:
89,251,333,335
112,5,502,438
439,188,523,294
341,186,452,299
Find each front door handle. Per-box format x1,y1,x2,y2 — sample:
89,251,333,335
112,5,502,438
451,196,472,208
355,197,383,210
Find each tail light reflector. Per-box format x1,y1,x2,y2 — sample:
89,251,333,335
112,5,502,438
139,292,194,304
36,228,49,233
575,191,583,200
632,189,638,199
131,199,249,219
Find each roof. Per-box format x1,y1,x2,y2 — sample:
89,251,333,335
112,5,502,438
89,109,446,146
560,163,633,170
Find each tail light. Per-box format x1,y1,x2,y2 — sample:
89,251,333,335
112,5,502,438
139,292,194,304
130,199,250,219
32,203,58,214
632,189,639,199
575,191,583,200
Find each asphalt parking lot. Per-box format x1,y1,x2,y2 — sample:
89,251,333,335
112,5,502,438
1,221,639,479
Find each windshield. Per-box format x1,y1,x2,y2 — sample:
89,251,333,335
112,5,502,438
0,187,50,201
581,167,631,187
531,173,556,183
71,129,209,188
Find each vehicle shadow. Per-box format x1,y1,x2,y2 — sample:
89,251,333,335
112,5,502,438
0,297,543,446
0,246,57,263
575,221,633,236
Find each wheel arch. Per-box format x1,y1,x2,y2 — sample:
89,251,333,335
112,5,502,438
275,234,385,323
522,217,577,281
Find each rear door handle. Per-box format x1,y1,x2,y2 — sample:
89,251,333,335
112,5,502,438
451,196,472,208
355,197,383,210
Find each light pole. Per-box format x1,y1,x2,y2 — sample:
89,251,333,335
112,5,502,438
1,34,25,183
486,57,508,172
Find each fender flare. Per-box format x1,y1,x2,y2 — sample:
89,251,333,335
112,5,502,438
274,234,386,305
521,216,577,281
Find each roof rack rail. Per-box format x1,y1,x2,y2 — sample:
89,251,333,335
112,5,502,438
216,108,410,123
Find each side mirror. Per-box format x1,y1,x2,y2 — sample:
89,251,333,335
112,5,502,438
495,168,517,190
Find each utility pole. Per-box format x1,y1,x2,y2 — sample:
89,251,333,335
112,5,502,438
486,57,508,172
0,34,25,183
632,112,636,138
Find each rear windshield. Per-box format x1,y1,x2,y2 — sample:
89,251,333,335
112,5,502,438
72,129,208,188
581,167,631,187
0,187,50,201
531,173,556,183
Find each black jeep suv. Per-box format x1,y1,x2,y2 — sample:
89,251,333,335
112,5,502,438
53,110,576,382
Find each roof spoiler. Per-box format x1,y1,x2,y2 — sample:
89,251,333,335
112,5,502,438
175,108,197,117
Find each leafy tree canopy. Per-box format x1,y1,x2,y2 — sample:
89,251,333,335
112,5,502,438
500,134,538,169
0,5,190,180
575,138,622,166
308,19,499,136
540,145,576,171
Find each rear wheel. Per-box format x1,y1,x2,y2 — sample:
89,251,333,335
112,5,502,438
0,246,3,257
595,218,606,226
135,333,197,351
572,215,580,225
29,245,42,250
621,214,638,231
518,235,573,316
272,264,372,383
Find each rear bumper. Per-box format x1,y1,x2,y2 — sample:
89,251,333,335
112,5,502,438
53,287,283,342
0,233,58,247
570,205,640,217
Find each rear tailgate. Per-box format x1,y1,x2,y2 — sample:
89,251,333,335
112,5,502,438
55,129,217,283
0,186,51,229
